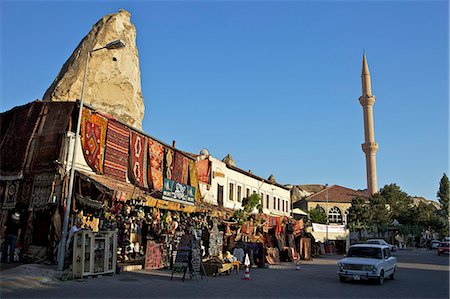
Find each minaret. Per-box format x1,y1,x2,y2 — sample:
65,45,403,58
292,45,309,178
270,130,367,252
359,53,378,195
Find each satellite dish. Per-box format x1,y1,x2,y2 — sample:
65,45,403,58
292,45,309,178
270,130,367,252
199,148,210,156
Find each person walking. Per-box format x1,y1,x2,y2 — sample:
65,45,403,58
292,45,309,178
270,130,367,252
1,212,21,263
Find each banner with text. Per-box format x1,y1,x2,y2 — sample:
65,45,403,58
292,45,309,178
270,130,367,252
312,223,346,233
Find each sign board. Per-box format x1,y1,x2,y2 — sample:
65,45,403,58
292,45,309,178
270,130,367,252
312,223,346,233
144,241,164,270
190,240,201,274
163,178,195,204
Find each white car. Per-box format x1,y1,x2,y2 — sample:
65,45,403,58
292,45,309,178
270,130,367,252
366,239,397,251
337,244,397,285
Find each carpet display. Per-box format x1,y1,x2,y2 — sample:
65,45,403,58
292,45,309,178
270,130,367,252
81,108,108,174
172,152,188,185
148,138,164,191
129,131,148,188
104,120,130,182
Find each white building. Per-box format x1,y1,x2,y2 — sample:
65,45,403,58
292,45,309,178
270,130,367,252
196,152,291,217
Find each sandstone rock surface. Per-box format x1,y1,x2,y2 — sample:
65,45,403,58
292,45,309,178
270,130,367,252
43,9,144,129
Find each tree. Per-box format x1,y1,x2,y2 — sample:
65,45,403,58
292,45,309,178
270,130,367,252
378,184,412,225
347,197,370,239
368,193,390,236
309,206,327,224
437,173,449,218
233,193,261,225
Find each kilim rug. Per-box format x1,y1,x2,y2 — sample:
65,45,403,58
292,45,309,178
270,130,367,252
196,159,210,184
148,138,164,191
164,148,174,180
104,120,130,182
129,130,148,188
81,108,108,174
188,160,201,201
0,101,43,177
172,152,188,185
30,102,74,172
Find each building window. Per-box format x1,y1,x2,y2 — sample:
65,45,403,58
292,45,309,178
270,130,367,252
328,206,343,224
246,188,250,198
266,194,269,209
237,186,242,202
260,193,264,207
278,198,280,211
273,197,276,210
282,200,285,212
229,183,234,201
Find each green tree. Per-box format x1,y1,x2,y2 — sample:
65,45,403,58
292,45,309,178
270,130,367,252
309,206,327,224
233,193,261,225
347,197,370,239
437,173,449,218
368,193,390,236
378,184,412,225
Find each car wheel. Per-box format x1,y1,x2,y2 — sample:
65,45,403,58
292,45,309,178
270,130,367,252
377,270,384,285
339,275,346,283
389,268,395,280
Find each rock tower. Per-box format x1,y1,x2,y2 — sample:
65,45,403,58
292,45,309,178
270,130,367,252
43,9,145,129
359,53,378,195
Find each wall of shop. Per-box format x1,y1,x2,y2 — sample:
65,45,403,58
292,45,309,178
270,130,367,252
199,156,291,217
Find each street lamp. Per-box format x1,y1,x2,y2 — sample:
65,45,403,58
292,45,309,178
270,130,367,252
57,39,126,271
325,183,329,244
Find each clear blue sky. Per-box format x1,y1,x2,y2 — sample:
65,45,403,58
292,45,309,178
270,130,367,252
1,1,448,200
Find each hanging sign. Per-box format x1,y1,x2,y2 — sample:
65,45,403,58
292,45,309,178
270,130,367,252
162,178,195,205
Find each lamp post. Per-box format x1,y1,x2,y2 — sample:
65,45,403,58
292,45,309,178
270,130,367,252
325,184,329,244
57,40,125,271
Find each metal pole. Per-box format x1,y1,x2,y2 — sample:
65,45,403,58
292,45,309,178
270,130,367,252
57,51,91,271
325,184,329,244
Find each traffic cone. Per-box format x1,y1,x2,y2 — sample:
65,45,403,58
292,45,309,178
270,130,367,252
243,265,251,280
243,253,251,280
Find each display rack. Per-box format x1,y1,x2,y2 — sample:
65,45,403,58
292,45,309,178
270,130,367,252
73,230,117,279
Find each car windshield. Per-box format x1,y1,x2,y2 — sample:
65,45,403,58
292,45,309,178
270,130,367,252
347,247,382,259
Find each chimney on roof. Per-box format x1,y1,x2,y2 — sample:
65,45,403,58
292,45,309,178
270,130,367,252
172,140,176,148
268,174,277,183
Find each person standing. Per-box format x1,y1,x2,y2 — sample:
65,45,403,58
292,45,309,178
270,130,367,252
1,212,21,263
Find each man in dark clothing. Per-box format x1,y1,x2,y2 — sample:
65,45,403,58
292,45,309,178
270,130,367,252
1,212,21,263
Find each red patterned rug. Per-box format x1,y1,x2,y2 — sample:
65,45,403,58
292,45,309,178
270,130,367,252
104,120,130,181
81,108,108,174
129,131,148,188
164,148,174,180
148,138,164,191
0,101,43,177
196,159,210,184
172,151,188,185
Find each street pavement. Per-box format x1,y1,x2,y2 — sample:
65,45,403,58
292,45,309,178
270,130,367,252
1,249,449,298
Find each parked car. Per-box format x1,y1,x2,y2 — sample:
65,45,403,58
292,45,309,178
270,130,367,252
430,240,441,250
437,242,450,255
337,244,396,285
366,239,397,251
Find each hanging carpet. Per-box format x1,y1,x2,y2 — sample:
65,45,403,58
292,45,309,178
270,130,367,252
172,151,188,185
104,119,130,182
164,148,174,180
30,102,74,172
129,130,148,188
0,101,43,177
148,138,164,191
195,159,210,184
81,108,108,174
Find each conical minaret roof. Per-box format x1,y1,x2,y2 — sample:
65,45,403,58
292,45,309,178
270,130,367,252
361,52,373,97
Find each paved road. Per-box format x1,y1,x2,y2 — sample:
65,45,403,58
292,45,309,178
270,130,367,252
2,249,449,298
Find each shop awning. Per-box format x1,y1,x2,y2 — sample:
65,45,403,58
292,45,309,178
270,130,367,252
292,208,308,216
76,170,195,212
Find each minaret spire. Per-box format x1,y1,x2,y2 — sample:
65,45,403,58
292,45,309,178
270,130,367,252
359,53,378,195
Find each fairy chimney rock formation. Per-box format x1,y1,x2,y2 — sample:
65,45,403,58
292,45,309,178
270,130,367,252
43,9,144,129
